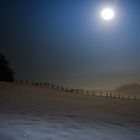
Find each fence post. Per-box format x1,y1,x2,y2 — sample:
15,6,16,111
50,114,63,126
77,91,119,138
92,91,95,96
70,89,73,92
35,82,38,86
106,93,108,98
44,83,46,86
40,82,42,86
66,88,68,92
100,92,102,97
61,86,64,91
118,94,120,99
110,93,112,98
26,80,28,85
56,85,59,91
76,89,78,94
46,83,49,87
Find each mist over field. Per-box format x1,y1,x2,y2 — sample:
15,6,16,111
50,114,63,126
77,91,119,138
115,83,140,98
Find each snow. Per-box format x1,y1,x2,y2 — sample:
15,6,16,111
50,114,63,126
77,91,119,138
0,82,140,140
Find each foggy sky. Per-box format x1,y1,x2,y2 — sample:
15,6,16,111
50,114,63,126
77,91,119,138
1,0,140,89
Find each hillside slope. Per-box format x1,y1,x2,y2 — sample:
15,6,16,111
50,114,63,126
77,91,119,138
115,83,140,98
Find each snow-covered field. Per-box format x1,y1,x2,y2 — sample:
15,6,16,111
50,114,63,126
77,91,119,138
0,82,140,140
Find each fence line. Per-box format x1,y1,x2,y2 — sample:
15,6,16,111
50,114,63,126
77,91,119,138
15,79,138,101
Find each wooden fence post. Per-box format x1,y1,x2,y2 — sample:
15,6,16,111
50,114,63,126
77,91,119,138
40,82,42,86
118,94,120,99
110,93,112,98
92,91,95,96
56,85,59,91
106,93,108,98
100,92,102,97
81,90,83,95
66,88,68,92
51,84,54,88
61,86,64,91
76,89,78,94
26,80,28,85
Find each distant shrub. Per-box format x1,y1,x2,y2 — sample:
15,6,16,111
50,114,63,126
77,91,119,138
0,53,14,82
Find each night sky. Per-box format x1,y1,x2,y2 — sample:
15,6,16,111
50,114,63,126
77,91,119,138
1,0,140,89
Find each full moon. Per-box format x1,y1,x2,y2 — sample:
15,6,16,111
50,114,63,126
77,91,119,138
101,8,115,21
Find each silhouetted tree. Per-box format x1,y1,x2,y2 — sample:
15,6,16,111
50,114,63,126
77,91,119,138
0,53,14,82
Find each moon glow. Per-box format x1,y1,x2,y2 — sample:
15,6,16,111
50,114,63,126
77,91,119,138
101,8,115,21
